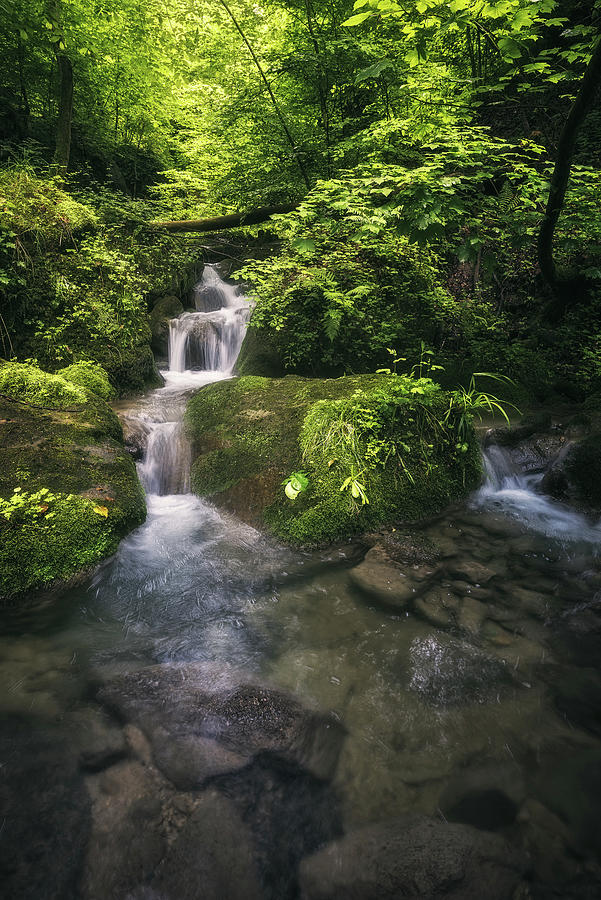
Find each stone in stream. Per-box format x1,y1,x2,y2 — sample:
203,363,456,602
349,546,438,612
97,662,346,789
149,294,184,357
0,716,91,900
127,788,263,900
438,760,526,831
406,634,517,707
298,815,528,899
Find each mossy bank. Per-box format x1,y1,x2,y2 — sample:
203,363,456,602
0,362,146,605
185,373,482,545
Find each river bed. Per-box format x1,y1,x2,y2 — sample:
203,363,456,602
2,268,601,899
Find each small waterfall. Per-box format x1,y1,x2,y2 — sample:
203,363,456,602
168,266,251,375
473,444,601,545
140,265,248,495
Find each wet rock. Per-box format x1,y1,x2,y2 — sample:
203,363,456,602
406,635,516,707
439,761,525,830
121,417,150,461
97,663,346,789
141,788,262,900
214,755,342,900
533,748,601,857
83,759,167,900
448,559,497,585
150,295,184,357
0,716,91,900
349,547,436,611
414,588,458,628
67,705,128,772
540,433,601,513
298,815,528,900
458,597,488,635
542,665,601,737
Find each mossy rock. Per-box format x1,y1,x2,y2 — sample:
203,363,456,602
58,360,114,400
0,365,146,604
185,374,481,545
150,294,185,357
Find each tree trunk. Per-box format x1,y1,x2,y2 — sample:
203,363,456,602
53,51,73,170
151,203,299,233
538,34,601,308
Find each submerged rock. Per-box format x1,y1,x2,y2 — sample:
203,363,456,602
298,815,528,899
97,662,346,789
185,374,481,545
0,716,91,900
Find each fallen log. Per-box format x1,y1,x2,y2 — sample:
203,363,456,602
151,203,298,233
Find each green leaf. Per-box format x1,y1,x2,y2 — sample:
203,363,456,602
342,11,373,26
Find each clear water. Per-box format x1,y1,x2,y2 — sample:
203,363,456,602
2,268,601,898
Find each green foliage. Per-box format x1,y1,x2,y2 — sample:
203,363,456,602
186,374,482,545
0,361,87,408
58,360,113,399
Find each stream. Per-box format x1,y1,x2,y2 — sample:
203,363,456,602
2,266,601,899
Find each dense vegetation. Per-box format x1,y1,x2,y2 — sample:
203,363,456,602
1,0,601,580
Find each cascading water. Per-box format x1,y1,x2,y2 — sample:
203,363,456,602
168,266,251,375
473,442,601,545
138,265,250,496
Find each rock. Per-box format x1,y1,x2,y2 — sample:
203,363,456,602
533,748,601,856
414,588,458,628
540,433,601,513
406,635,517,707
349,546,430,611
438,761,525,830
149,295,184,357
97,662,346,788
0,717,91,900
83,759,167,899
66,705,128,772
448,560,497,585
143,788,263,900
0,384,146,605
185,374,481,545
298,815,528,899
542,665,601,737
458,597,488,635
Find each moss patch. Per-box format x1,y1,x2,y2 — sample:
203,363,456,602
58,361,114,400
185,374,481,545
0,374,146,603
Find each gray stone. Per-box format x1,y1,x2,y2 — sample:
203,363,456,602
448,560,497,585
349,546,435,611
67,705,128,772
146,788,263,900
299,815,528,899
0,717,91,900
414,588,458,628
97,663,345,788
439,761,526,830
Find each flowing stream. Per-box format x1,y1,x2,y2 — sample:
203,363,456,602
2,267,601,898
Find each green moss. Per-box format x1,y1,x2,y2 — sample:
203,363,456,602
58,361,114,399
0,387,145,604
186,374,481,545
0,362,87,409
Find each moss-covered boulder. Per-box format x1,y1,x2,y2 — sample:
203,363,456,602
185,374,481,545
0,363,146,604
150,294,185,357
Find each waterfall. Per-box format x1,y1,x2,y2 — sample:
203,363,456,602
139,265,248,496
473,444,601,545
167,267,251,375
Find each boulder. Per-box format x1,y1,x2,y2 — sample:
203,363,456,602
141,789,263,900
349,546,436,611
298,815,528,899
438,760,526,830
540,433,601,513
149,295,184,357
185,374,481,545
0,717,91,900
97,662,346,789
0,372,146,605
